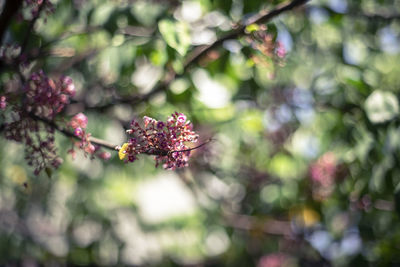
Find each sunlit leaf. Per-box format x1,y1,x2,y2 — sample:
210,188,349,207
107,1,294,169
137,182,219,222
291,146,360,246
365,90,399,123
158,19,191,56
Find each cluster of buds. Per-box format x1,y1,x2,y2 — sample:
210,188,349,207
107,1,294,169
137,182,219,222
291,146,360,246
245,24,286,69
2,70,75,175
4,115,62,175
118,112,199,170
24,70,75,120
68,113,111,160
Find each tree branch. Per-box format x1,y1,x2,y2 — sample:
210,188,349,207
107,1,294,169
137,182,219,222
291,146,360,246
29,113,119,151
30,113,212,156
170,138,213,154
183,0,308,70
20,0,47,54
52,48,100,75
223,212,292,236
85,0,309,111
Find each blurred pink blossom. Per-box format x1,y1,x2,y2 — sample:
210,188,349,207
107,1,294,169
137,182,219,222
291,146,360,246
258,253,290,267
310,152,337,187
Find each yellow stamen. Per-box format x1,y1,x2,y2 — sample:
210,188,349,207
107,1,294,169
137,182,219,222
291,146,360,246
119,143,129,160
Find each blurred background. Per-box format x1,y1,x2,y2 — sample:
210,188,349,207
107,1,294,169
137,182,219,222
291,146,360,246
1,0,400,266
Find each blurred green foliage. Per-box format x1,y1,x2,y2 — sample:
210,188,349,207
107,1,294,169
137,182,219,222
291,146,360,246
2,0,400,266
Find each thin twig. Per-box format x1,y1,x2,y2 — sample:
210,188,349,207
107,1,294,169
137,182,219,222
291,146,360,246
223,212,292,236
30,112,213,154
29,113,119,150
52,48,100,75
170,138,214,154
90,136,119,150
183,0,308,70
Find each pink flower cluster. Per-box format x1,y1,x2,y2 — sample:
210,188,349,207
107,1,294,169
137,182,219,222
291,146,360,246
5,116,62,175
3,70,75,175
119,112,198,170
275,41,286,59
24,70,75,120
68,113,111,160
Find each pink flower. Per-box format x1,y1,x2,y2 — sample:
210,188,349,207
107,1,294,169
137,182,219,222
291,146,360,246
84,143,95,154
157,121,165,129
143,116,156,127
59,94,68,104
68,113,101,158
177,113,186,125
74,127,83,137
0,96,6,109
167,116,175,125
70,113,88,129
275,41,286,58
62,76,75,97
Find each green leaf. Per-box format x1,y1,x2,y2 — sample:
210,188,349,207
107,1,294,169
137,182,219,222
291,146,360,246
364,90,399,123
158,19,191,56
172,58,184,74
